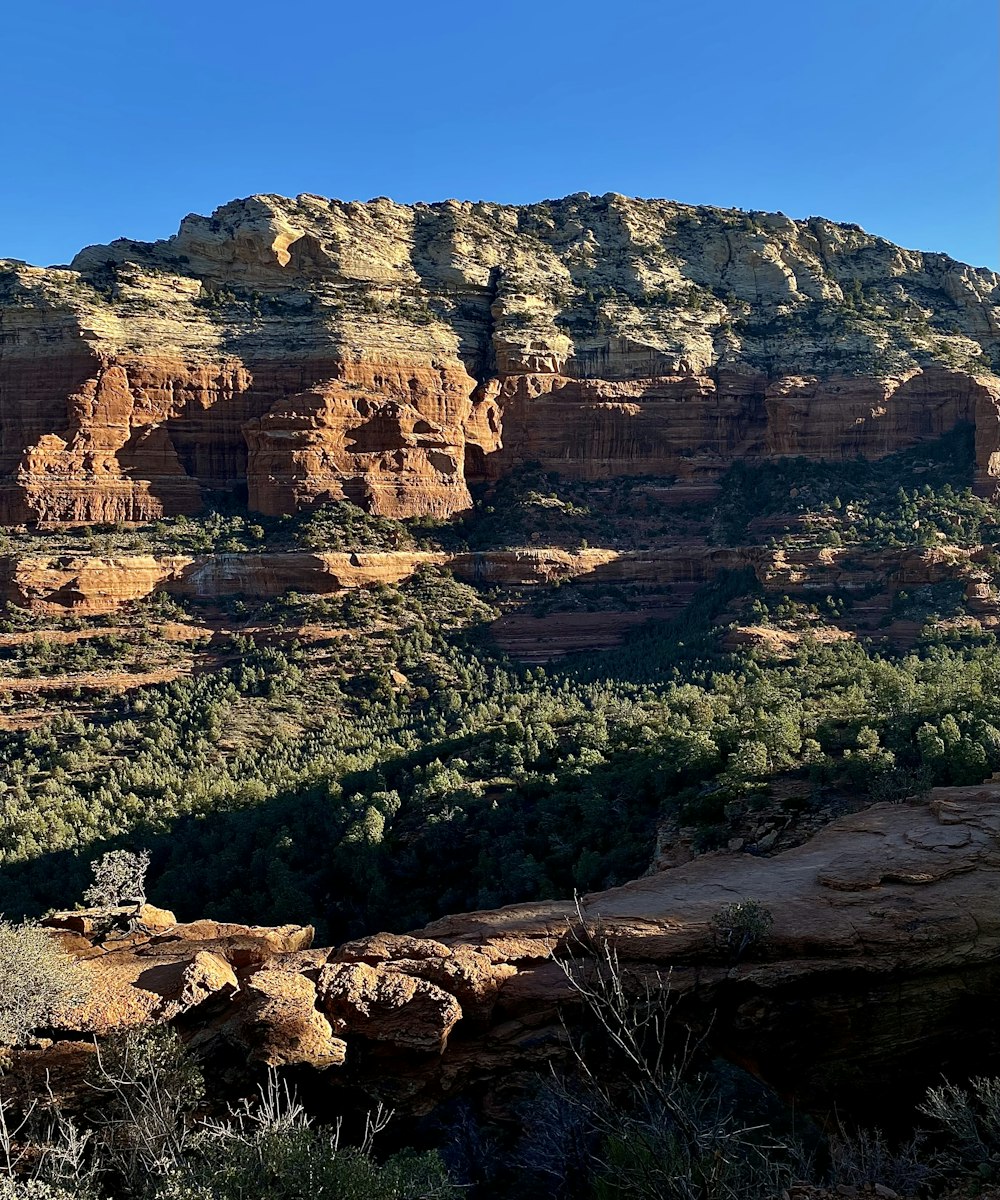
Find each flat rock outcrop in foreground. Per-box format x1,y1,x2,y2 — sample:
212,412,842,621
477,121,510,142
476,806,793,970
35,784,1000,1114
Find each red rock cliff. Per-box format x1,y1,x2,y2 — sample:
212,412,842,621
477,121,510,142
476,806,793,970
2,193,998,523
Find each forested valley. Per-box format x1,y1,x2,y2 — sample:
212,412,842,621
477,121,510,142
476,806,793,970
1,429,998,941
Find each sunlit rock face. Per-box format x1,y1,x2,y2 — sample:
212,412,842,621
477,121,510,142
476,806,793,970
2,192,998,523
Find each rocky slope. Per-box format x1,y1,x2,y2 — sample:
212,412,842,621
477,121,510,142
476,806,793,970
28,782,1000,1120
2,193,999,524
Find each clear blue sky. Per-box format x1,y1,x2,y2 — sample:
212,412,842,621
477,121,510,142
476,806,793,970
6,0,998,269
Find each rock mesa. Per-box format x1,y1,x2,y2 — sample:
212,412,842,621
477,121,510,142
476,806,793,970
2,194,998,524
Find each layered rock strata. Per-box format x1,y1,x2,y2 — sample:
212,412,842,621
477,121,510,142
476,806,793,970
32,783,1000,1118
2,193,998,524
0,543,985,617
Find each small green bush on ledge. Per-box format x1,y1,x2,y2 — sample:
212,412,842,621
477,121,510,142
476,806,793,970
709,899,774,963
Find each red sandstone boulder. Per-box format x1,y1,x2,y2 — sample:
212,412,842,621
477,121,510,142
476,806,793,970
179,951,239,1008
316,962,462,1053
234,970,346,1069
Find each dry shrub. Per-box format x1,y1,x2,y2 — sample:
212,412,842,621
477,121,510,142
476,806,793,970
0,921,89,1047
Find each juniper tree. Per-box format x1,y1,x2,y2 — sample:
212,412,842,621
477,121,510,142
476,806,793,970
83,850,151,911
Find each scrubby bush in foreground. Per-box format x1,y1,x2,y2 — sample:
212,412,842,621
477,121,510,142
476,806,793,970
0,1028,455,1200
0,920,88,1046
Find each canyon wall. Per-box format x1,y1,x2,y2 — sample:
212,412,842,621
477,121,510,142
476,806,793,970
2,193,999,525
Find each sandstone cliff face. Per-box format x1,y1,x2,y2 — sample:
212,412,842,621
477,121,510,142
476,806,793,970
2,193,998,523
242,356,486,517
0,550,449,614
32,784,1000,1118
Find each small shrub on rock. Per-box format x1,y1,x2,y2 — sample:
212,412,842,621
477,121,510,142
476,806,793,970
83,850,150,910
709,899,774,963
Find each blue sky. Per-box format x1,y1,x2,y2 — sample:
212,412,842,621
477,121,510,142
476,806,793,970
5,0,998,269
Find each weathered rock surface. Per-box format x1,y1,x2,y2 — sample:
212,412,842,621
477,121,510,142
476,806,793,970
317,961,463,1052
2,193,998,524
233,969,346,1069
31,784,1000,1116
179,950,239,1008
0,549,447,613
1,543,989,623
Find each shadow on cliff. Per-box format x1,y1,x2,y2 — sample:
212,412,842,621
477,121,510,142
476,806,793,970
105,289,347,517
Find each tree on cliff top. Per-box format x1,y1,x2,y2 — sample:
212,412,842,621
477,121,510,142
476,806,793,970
83,850,150,911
